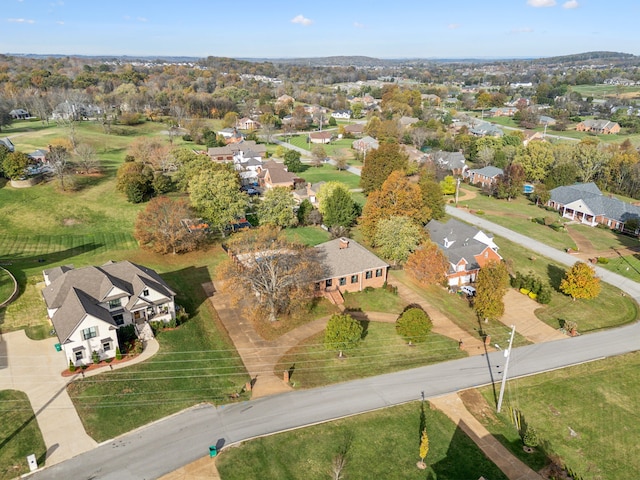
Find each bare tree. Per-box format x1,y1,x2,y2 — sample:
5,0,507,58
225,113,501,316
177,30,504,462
75,144,99,174
46,145,75,190
410,127,428,150
477,146,495,167
333,148,349,171
169,104,187,127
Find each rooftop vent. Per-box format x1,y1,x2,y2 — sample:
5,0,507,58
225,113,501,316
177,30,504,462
339,237,350,249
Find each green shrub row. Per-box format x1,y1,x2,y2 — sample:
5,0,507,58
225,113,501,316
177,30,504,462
511,272,552,304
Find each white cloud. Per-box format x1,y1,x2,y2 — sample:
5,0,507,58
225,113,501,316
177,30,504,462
448,23,461,30
527,0,556,6
291,14,312,26
137,17,147,22
353,21,365,29
563,0,579,8
510,27,534,33
56,20,64,25
7,18,35,23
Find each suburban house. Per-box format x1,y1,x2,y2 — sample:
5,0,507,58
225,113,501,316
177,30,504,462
331,109,352,119
538,115,556,126
343,123,365,136
470,121,504,137
426,218,502,287
293,181,325,207
489,107,517,117
10,108,29,120
465,166,504,187
207,141,267,163
429,151,468,176
309,131,333,144
548,182,640,230
523,130,545,146
314,238,389,297
42,261,176,366
258,160,299,189
352,136,379,154
575,120,621,135
236,117,260,130
0,137,15,152
217,128,245,144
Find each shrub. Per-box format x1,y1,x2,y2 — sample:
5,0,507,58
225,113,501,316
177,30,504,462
537,285,552,304
597,257,609,264
115,346,122,360
396,308,432,344
523,426,539,448
475,210,485,215
520,288,530,295
528,291,537,300
69,359,76,372
514,271,552,304
543,216,555,226
182,134,193,142
363,286,375,293
91,350,100,364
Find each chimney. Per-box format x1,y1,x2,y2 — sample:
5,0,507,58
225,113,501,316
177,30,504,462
339,237,350,249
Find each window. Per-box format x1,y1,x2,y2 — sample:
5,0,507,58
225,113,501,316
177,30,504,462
142,289,149,297
351,275,358,284
108,299,121,309
81,326,97,340
365,271,372,280
113,314,124,326
375,268,383,277
74,350,83,361
102,342,111,352
339,277,346,286
326,279,333,288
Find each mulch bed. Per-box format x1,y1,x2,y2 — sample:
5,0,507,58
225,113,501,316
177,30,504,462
61,353,140,377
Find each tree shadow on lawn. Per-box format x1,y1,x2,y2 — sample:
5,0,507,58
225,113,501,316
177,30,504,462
160,265,213,316
547,263,566,291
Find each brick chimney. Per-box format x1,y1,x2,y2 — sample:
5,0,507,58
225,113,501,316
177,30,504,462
339,237,350,249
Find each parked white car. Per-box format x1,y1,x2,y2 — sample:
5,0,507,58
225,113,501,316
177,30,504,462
460,285,476,296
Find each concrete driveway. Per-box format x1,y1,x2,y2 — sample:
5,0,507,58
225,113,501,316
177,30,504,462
0,330,97,467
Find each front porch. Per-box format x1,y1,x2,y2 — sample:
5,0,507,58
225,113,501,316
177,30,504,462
560,206,597,227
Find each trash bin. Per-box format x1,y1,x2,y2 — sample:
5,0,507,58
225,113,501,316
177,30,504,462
209,445,217,457
54,343,61,352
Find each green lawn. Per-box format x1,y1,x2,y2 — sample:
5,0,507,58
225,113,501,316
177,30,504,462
570,84,640,99
0,390,46,480
471,351,640,480
275,322,466,389
281,226,330,246
343,287,405,314
297,164,361,189
286,134,355,158
216,401,508,480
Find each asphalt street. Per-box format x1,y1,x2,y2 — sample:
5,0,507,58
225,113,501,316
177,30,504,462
28,207,640,479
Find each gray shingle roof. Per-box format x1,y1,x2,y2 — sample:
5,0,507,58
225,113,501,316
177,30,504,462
432,151,466,170
426,219,495,271
53,288,117,343
549,183,640,223
468,166,503,178
315,238,388,280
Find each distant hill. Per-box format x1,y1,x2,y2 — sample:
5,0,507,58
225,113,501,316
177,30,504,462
529,51,638,66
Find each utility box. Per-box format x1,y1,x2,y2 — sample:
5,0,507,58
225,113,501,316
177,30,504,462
27,454,37,472
54,343,61,352
209,445,217,457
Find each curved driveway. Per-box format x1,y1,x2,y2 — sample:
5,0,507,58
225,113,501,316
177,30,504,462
29,207,640,479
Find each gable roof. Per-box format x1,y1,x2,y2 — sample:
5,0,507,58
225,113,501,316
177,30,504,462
426,218,499,270
0,137,15,152
53,288,117,343
431,151,466,171
260,160,298,185
315,238,388,280
549,183,640,223
468,166,503,178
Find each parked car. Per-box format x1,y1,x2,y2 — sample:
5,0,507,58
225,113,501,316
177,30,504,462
241,185,260,196
460,285,476,297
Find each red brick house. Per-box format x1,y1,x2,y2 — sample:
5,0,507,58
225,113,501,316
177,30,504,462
314,238,389,294
426,219,502,287
575,120,621,135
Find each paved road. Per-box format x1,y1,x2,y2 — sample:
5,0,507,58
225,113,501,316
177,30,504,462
30,316,640,480
446,206,640,303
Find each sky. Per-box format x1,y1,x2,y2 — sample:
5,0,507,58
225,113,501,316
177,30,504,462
2,0,640,59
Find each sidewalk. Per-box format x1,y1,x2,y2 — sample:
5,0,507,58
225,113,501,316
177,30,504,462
431,393,543,480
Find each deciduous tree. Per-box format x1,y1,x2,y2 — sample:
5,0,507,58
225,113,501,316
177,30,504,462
311,144,327,167
473,260,509,322
406,241,449,286
219,227,324,322
419,177,445,220
135,197,203,254
2,151,30,180
560,261,601,300
283,149,303,173
321,185,358,228
360,143,409,194
396,308,432,345
439,175,456,195
324,313,363,357
374,216,425,265
419,428,429,467
75,143,99,174
361,170,430,241
189,168,248,236
47,145,75,191
257,187,298,228
116,161,154,203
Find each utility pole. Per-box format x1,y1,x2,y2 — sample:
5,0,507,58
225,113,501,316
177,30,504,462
496,324,516,413
455,177,461,206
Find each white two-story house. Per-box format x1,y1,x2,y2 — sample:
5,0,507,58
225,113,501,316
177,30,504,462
42,261,176,366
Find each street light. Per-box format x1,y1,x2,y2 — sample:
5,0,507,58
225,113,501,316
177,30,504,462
496,325,516,413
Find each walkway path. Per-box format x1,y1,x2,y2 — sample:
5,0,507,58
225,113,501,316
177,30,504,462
431,394,543,480
500,290,567,344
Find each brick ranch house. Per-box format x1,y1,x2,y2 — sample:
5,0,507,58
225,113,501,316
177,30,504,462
426,218,502,287
548,182,640,230
314,237,389,295
42,261,176,366
575,119,621,135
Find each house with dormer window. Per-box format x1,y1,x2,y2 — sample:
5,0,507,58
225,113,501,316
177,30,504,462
42,261,176,366
426,218,502,286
